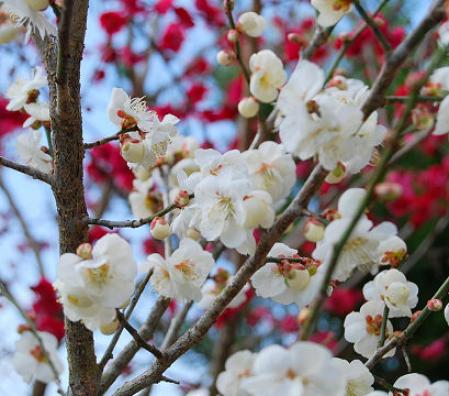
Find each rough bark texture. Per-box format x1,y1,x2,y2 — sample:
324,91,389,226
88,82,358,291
42,1,99,394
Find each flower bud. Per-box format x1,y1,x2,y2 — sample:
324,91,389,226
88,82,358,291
325,162,346,184
237,12,266,37
412,105,434,130
100,319,120,335
411,310,421,322
25,0,50,11
427,298,443,312
77,243,93,260
304,218,324,242
385,283,410,307
216,50,236,66
150,217,170,240
243,194,274,229
238,97,260,118
174,189,190,208
227,29,239,43
121,140,146,163
287,269,311,291
375,182,402,202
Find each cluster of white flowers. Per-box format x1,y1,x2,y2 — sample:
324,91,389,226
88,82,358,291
278,61,385,176
55,234,137,331
5,67,53,173
168,141,295,255
366,374,449,396
1,0,55,39
13,330,63,384
217,341,348,396
107,88,179,172
313,188,407,282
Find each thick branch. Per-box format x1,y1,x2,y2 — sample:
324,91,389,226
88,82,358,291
0,156,53,184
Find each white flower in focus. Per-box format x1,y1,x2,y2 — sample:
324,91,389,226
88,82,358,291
128,178,162,219
249,50,286,103
164,135,199,164
252,243,323,308
332,358,374,396
243,191,275,229
241,342,346,396
238,97,260,118
393,373,449,396
144,238,214,301
23,101,50,127
6,66,47,111
237,11,266,37
363,269,418,318
243,141,296,203
193,174,255,255
108,88,157,132
13,331,63,384
344,300,395,359
56,234,137,318
311,0,352,27
16,129,52,173
1,0,55,39
217,350,256,396
144,113,179,160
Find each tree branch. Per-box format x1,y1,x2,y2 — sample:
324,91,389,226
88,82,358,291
0,156,53,184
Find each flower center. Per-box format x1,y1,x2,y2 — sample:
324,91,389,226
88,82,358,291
26,89,40,104
175,260,195,279
117,110,138,129
332,0,352,12
86,263,110,286
286,368,297,380
30,345,47,363
365,314,383,336
217,195,236,217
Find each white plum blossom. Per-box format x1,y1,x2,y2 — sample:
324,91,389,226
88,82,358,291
1,0,55,39
332,358,374,396
243,141,296,203
217,350,256,396
238,96,260,118
313,188,406,282
13,331,63,384
393,373,449,396
311,0,352,27
249,50,286,103
344,300,395,359
237,11,266,38
23,101,50,127
241,342,346,396
6,66,47,111
55,234,137,330
16,129,52,173
143,238,214,301
363,269,418,318
278,61,384,174
252,243,323,308
242,191,275,229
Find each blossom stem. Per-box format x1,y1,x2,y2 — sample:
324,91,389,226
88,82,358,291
0,280,65,395
86,194,193,229
84,127,137,149
378,305,389,348
353,0,392,53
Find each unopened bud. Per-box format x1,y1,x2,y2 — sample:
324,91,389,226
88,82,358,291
121,140,146,163
375,182,403,202
325,162,346,184
297,307,310,325
427,298,443,312
175,190,190,208
288,269,311,291
237,11,266,38
412,105,434,130
227,29,239,43
77,243,93,260
100,319,120,335
25,0,49,11
411,310,421,322
238,97,260,118
304,218,324,242
216,50,236,66
150,217,170,240
243,194,273,229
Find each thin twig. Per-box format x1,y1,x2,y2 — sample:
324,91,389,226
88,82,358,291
0,156,53,184
378,305,390,348
115,310,163,359
84,128,135,149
